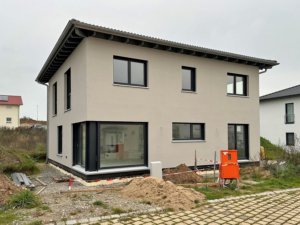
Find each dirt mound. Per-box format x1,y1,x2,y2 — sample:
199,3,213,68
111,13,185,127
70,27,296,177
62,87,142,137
240,166,272,179
0,174,21,205
0,150,21,166
119,177,205,210
163,164,203,184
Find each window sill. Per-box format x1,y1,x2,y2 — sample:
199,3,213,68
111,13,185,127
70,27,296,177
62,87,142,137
52,115,57,117
182,90,197,94
172,140,206,143
227,95,249,98
113,84,149,89
64,109,71,113
57,154,62,157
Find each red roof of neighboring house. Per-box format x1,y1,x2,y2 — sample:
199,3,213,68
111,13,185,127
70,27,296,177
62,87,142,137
0,95,23,105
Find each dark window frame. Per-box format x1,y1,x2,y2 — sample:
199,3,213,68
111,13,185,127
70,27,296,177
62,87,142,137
228,124,249,160
286,133,295,146
172,123,205,141
113,56,147,87
182,66,196,92
285,103,294,124
66,69,71,110
58,126,63,155
227,73,247,96
53,82,57,115
6,117,12,123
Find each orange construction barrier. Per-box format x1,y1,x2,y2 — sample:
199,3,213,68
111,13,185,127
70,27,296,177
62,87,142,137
218,150,239,189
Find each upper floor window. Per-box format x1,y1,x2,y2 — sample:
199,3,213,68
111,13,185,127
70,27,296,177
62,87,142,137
172,123,205,140
65,69,71,111
53,82,57,115
285,103,294,124
227,73,247,96
6,106,12,109
113,56,147,87
6,118,12,124
182,67,196,92
286,133,295,146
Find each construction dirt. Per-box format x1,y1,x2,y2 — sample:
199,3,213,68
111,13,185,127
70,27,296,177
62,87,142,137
0,150,21,166
119,177,205,211
163,164,204,184
240,166,273,179
0,174,21,205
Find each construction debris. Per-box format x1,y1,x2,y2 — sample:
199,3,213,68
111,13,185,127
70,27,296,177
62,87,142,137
11,173,35,188
53,175,74,183
35,178,47,186
37,187,46,195
120,177,205,210
0,174,21,205
163,164,204,184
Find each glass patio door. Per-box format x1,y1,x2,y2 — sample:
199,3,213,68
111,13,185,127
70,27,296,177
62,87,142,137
74,123,86,168
228,124,248,159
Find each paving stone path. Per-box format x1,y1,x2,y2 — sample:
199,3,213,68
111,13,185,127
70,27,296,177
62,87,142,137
55,190,300,225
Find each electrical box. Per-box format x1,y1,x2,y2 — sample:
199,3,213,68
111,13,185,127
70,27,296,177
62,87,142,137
219,150,239,180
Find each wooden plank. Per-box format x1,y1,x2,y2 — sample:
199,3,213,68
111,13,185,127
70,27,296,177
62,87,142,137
37,187,46,195
35,178,47,186
60,188,123,194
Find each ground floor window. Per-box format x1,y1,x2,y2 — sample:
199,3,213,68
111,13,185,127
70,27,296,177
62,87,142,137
228,124,249,159
172,123,205,140
286,133,295,146
58,126,63,155
73,123,86,168
99,123,146,168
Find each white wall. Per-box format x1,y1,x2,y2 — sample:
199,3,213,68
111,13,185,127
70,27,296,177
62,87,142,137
260,96,300,146
0,105,20,128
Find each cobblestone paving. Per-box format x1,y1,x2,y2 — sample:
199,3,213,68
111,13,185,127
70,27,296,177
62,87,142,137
58,191,300,225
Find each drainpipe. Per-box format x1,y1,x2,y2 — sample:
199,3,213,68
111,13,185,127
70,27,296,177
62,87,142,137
259,68,268,74
37,82,49,164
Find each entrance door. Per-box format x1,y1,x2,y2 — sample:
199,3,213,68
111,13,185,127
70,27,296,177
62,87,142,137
73,123,86,168
228,124,248,159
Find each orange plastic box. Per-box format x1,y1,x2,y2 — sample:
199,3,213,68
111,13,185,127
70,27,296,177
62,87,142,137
219,150,239,180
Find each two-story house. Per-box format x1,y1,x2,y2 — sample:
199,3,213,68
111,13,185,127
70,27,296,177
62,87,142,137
36,19,279,179
0,95,23,128
260,85,300,147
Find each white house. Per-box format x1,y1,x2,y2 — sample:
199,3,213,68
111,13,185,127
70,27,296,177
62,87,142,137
260,85,300,147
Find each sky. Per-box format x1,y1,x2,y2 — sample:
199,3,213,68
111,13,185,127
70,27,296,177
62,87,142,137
0,0,299,121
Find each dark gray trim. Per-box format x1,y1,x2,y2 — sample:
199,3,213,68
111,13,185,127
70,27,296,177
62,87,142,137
172,123,205,141
36,19,279,83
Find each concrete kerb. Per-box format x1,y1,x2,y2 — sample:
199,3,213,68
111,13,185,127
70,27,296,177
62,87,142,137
207,187,300,203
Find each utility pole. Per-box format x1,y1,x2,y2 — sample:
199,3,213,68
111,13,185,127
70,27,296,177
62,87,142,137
37,105,38,124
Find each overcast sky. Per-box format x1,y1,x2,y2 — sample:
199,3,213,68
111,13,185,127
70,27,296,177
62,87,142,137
1,0,299,121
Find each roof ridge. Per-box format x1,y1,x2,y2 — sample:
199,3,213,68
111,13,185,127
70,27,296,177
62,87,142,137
260,84,300,98
0,95,22,97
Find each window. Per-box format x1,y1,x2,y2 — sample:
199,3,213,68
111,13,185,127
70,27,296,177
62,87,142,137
286,133,295,146
53,82,57,115
6,106,12,109
6,118,12,124
227,73,247,96
172,123,205,140
228,124,249,159
182,67,196,92
65,69,71,110
58,126,63,154
285,103,294,124
99,123,147,168
113,56,147,87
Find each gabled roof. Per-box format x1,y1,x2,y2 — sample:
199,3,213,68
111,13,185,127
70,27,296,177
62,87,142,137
36,19,280,83
0,95,23,105
260,85,300,101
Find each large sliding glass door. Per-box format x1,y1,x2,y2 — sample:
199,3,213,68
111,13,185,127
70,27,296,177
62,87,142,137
228,124,248,159
73,123,86,168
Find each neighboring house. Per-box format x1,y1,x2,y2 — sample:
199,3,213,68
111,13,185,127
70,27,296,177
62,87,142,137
0,95,23,128
260,85,300,147
35,19,279,179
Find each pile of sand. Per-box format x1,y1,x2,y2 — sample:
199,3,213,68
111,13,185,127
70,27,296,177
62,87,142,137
119,177,205,210
163,164,204,184
240,166,272,179
0,174,21,205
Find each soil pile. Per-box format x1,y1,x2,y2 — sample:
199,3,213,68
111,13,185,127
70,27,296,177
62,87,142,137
0,174,21,205
0,150,21,166
240,166,272,179
119,177,205,210
163,164,204,184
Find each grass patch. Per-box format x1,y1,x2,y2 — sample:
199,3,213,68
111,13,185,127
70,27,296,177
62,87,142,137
40,205,50,210
194,199,200,204
93,201,109,209
261,137,285,160
7,190,40,209
0,210,19,225
26,221,42,225
140,200,151,205
111,207,127,214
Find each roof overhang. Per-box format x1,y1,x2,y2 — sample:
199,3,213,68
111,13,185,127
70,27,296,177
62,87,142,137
36,19,280,83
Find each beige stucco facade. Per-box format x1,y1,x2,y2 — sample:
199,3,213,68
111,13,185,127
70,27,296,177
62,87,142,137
48,37,260,172
0,104,20,128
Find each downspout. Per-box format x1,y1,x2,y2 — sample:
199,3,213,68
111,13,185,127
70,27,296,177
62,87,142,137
37,81,49,164
259,68,268,74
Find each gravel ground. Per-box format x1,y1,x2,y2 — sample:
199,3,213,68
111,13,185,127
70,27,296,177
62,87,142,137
15,163,157,224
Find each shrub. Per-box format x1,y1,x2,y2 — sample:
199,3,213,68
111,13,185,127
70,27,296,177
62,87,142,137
194,199,200,204
7,190,41,209
93,201,108,208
